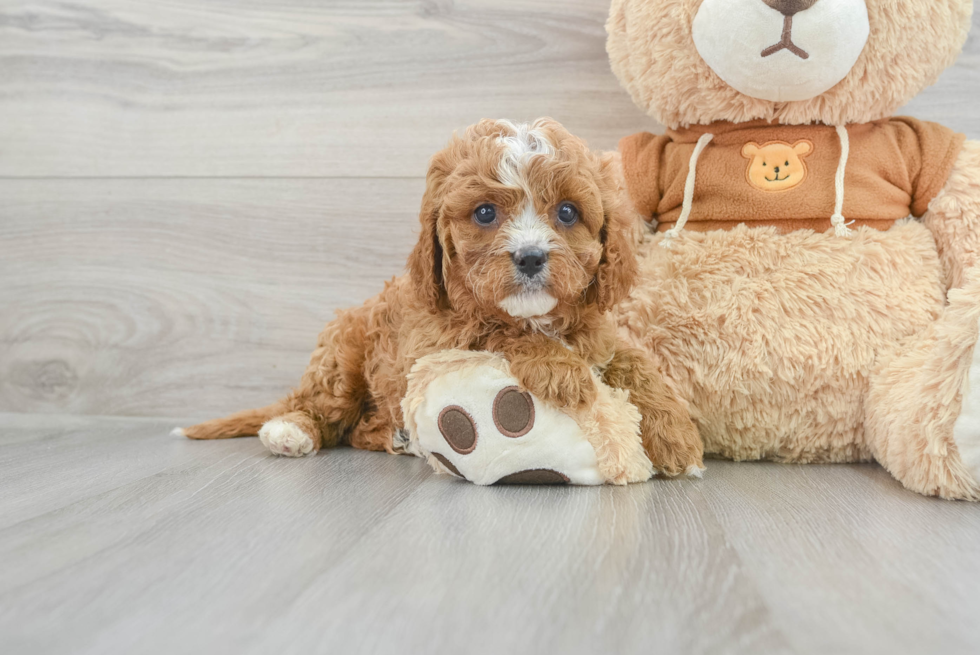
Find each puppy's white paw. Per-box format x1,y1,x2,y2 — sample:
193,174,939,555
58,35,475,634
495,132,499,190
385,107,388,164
259,418,315,457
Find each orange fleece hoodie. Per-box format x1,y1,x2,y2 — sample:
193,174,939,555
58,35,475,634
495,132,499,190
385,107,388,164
620,117,965,234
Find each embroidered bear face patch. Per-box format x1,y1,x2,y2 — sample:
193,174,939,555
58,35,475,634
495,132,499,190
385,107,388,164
741,140,812,192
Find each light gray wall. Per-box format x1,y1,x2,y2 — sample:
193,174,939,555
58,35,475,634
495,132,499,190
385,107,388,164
2,1,979,419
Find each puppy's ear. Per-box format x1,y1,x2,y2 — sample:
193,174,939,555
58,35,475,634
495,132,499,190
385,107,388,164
590,153,640,313
408,149,452,313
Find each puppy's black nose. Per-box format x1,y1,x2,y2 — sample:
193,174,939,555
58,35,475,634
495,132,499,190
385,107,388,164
513,248,548,277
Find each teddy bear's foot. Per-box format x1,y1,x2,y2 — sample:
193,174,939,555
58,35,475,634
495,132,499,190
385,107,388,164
409,361,604,485
952,316,980,483
866,278,980,500
401,350,654,486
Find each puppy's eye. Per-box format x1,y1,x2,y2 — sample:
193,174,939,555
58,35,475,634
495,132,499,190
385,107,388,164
473,204,497,226
556,202,579,226
785,161,790,167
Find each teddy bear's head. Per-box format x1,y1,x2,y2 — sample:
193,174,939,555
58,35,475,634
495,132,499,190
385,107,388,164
607,0,973,128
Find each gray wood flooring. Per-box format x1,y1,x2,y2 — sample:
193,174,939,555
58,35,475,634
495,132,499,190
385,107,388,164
3,1,980,653
3,414,980,655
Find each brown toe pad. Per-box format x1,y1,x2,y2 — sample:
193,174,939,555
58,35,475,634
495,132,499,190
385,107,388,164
438,405,477,454
493,386,535,437
494,469,569,485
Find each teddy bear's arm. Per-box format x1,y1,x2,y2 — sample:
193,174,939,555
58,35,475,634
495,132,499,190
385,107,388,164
923,140,980,292
602,346,704,477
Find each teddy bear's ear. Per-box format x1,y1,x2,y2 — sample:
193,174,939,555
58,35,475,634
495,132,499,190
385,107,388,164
793,141,813,156
741,143,762,158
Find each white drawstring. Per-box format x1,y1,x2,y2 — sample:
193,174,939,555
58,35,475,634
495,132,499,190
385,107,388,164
660,133,714,248
831,124,854,237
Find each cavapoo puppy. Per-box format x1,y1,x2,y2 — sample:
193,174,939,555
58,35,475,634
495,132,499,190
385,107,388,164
178,118,703,476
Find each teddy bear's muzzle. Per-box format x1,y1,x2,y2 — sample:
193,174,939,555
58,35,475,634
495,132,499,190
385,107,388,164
760,0,824,60
691,0,870,103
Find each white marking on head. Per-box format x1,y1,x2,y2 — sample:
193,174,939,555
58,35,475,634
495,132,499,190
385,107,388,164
502,201,555,254
495,120,555,193
498,290,559,319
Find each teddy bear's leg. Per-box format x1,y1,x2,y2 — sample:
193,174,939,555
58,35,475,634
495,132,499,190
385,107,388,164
865,266,980,500
866,139,980,499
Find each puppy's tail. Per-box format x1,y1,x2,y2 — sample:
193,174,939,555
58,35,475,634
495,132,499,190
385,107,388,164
174,402,284,440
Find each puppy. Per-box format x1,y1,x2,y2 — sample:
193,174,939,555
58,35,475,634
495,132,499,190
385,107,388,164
179,119,703,476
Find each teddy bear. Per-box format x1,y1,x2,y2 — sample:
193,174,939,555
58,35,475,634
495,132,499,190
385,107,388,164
405,0,980,500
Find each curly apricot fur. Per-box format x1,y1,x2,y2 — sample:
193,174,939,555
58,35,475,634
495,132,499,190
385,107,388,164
181,119,700,473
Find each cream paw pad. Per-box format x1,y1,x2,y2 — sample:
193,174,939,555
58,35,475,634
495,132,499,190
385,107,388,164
401,350,655,486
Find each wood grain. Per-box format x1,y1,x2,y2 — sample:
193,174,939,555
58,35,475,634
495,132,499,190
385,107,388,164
3,4,980,652
2,2,976,178
2,4,979,417
3,415,980,654
698,462,980,655
0,0,654,178
0,178,423,417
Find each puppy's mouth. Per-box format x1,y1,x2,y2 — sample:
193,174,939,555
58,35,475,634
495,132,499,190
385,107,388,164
493,242,558,319
514,271,548,293
498,288,558,319
764,173,790,182
498,270,557,318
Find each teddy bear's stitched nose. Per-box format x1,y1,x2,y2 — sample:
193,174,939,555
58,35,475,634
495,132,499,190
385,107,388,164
763,0,820,16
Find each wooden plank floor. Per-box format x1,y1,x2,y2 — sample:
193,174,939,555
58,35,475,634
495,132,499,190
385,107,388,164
3,1,980,653
3,414,980,655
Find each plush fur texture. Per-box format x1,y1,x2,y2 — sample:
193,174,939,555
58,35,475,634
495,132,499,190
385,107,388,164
924,141,980,291
615,143,980,498
607,0,973,128
181,119,702,477
607,0,980,499
617,219,945,463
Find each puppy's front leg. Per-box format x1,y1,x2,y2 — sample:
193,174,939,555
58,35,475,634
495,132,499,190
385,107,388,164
499,335,598,411
603,347,704,476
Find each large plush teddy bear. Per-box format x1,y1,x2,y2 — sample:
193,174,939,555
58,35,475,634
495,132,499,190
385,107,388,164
405,0,980,500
